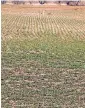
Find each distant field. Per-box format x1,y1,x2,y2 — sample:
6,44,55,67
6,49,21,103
2,5,85,108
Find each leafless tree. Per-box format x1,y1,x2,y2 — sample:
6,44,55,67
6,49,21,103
1,0,6,4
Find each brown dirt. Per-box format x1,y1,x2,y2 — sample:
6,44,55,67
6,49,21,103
1,4,85,14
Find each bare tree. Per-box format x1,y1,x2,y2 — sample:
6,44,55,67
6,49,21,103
39,0,46,4
1,0,6,4
12,0,25,5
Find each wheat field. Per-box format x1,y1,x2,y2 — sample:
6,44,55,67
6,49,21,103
1,5,85,108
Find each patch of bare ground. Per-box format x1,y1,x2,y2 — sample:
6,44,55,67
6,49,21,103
2,4,85,14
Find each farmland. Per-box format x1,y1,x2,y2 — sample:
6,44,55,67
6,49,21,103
1,5,85,108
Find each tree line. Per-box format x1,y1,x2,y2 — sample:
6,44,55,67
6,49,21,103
1,0,85,6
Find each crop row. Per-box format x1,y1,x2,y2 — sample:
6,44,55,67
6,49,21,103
2,10,85,42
